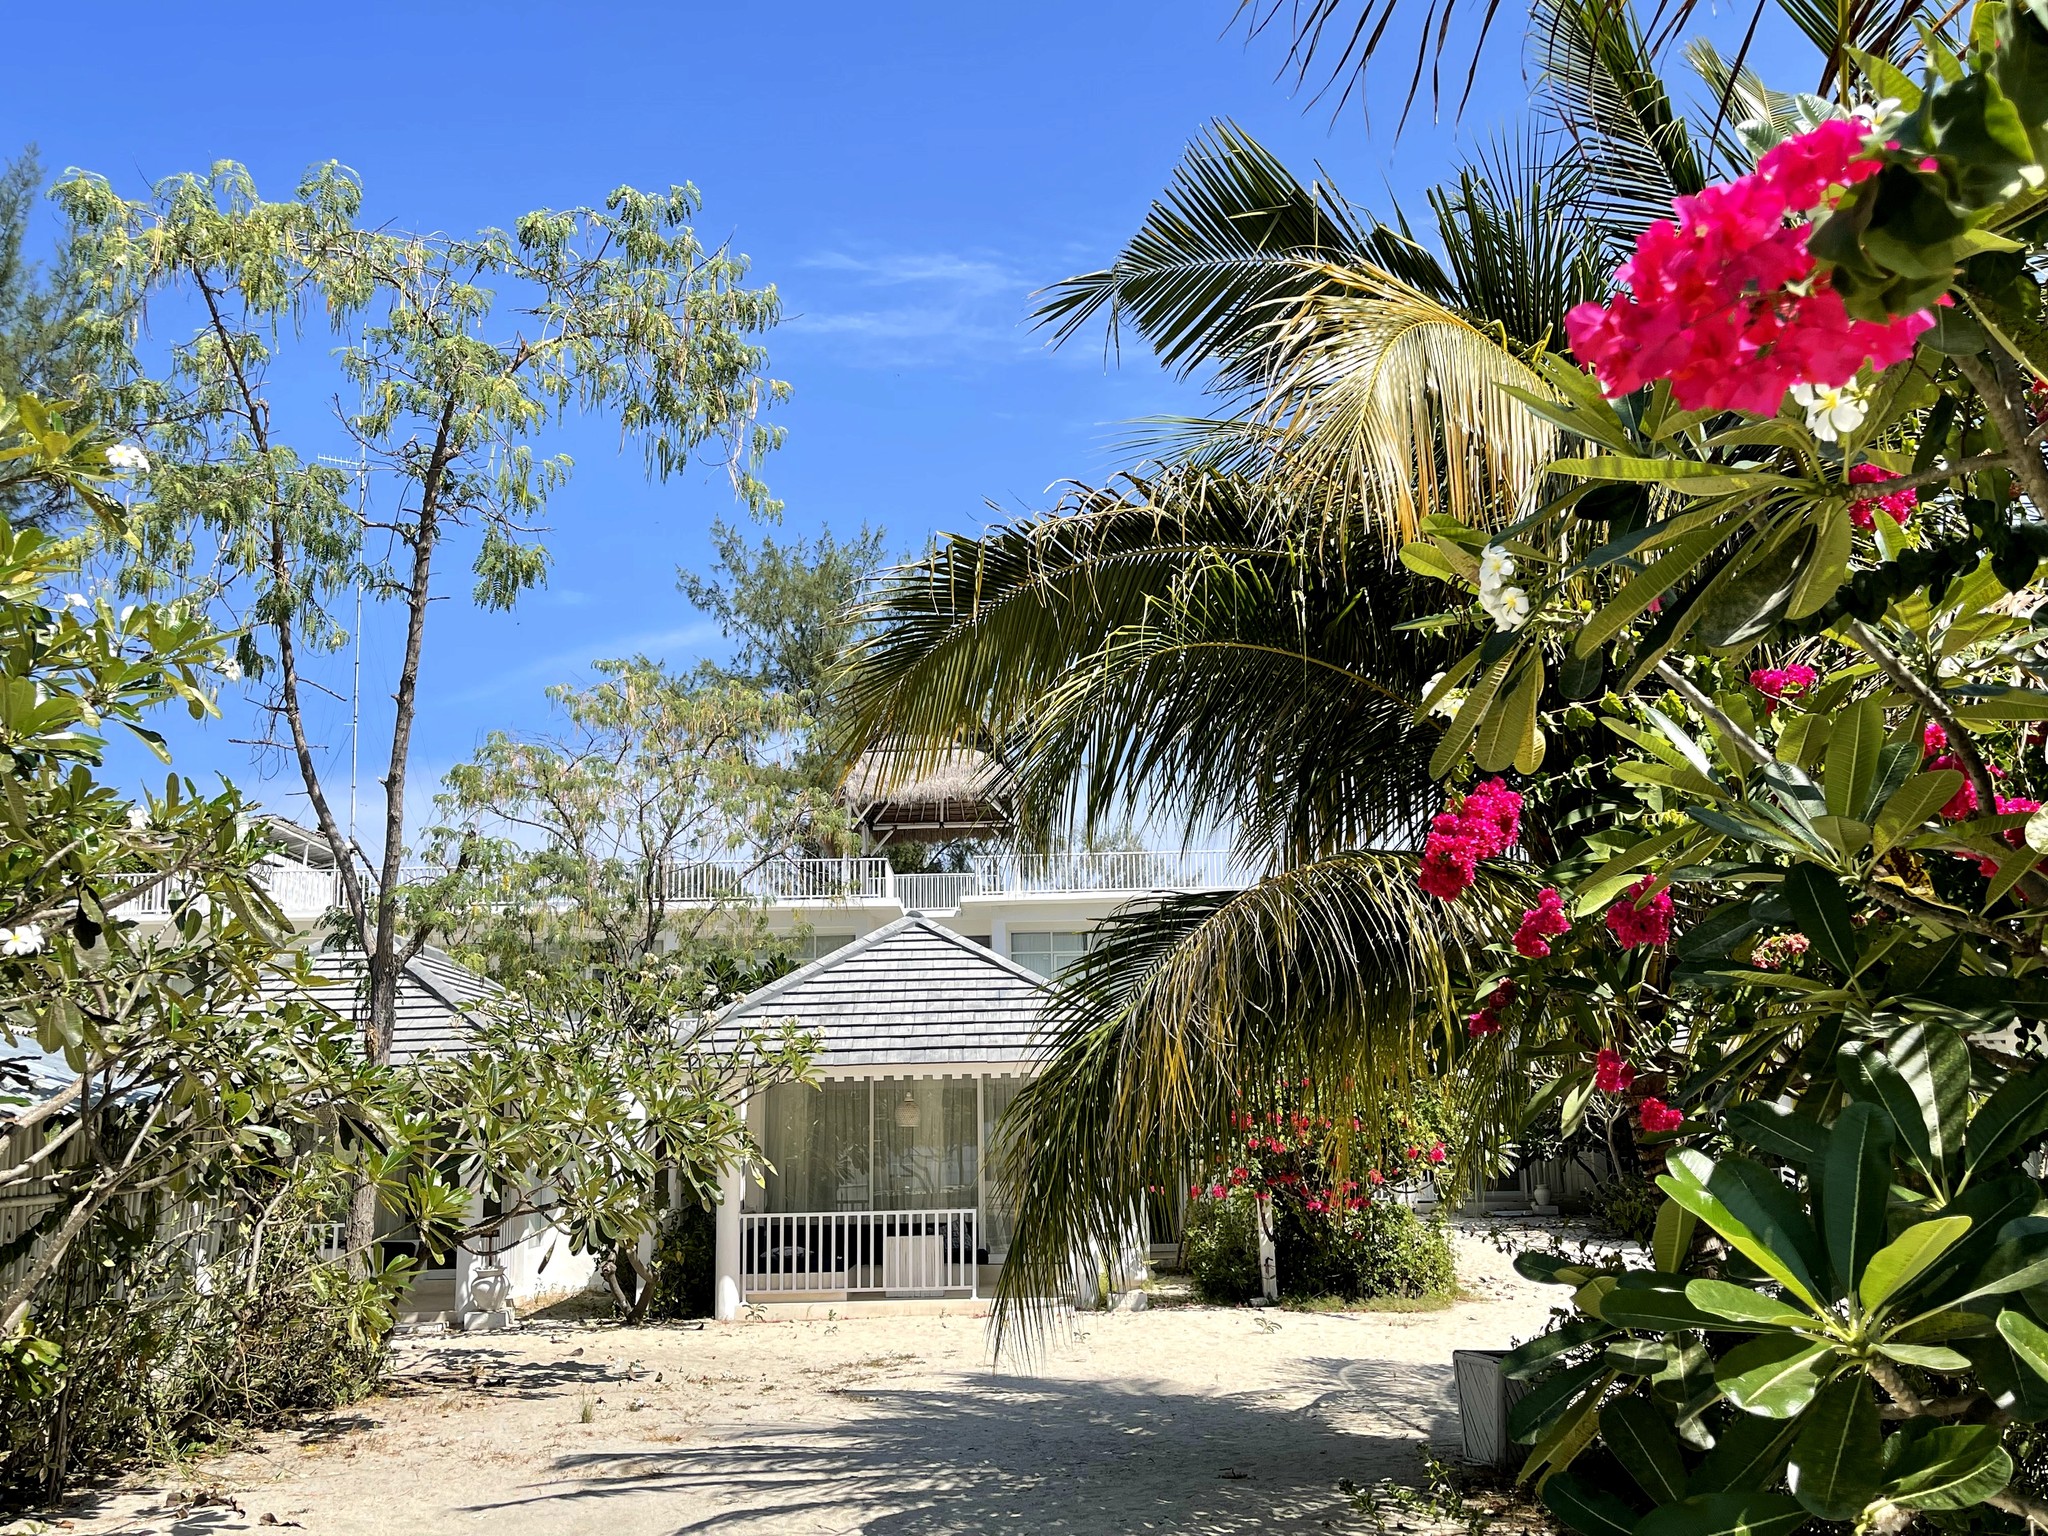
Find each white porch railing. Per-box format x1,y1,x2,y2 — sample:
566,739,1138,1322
661,857,894,904
972,850,1242,896
740,1208,979,1298
108,861,342,923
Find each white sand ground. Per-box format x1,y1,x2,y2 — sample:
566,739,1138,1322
37,1222,1562,1536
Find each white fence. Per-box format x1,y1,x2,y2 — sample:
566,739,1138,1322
107,860,342,923
740,1208,979,1298
661,857,894,904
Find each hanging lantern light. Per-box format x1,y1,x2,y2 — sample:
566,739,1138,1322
893,1090,921,1130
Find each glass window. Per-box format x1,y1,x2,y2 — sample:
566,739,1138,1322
795,931,853,963
761,1079,871,1213
874,1077,979,1210
1009,929,1090,979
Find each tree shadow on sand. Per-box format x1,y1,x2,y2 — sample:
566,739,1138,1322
454,1355,1459,1534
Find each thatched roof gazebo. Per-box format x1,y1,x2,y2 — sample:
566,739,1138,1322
839,744,1015,846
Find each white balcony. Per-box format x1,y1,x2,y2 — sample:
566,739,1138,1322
109,860,342,924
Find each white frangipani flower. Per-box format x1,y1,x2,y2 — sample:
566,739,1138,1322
104,443,150,473
219,657,243,682
127,803,149,830
1486,586,1533,631
1477,546,1517,591
0,924,46,956
1791,380,1869,442
62,592,90,608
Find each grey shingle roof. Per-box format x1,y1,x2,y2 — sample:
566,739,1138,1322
721,916,1051,1066
260,946,499,1064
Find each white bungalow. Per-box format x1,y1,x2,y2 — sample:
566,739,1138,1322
710,915,1058,1317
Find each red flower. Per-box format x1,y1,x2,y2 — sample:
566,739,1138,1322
1563,120,1929,415
1750,665,1819,713
1514,886,1572,958
1924,721,1948,757
1428,1143,1447,1165
1229,1166,1248,1184
1467,1008,1501,1038
1594,1048,1636,1095
1404,1145,1421,1160
1846,464,1918,530
1638,1097,1685,1134
1605,875,1673,949
1367,1169,1384,1185
1209,1183,1227,1199
1189,1183,1203,1199
1418,778,1524,902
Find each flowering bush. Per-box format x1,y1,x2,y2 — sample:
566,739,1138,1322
1562,119,1931,416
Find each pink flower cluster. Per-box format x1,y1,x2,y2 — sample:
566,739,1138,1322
1605,875,1673,949
1638,1097,1684,1134
1563,119,1933,413
1417,778,1524,901
1514,886,1572,957
1751,664,1819,708
1466,978,1516,1038
1961,795,2044,877
1930,755,2007,819
1594,1048,1636,1094
1751,931,1810,970
1847,464,1918,530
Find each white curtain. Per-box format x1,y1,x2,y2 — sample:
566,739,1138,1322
762,1079,871,1213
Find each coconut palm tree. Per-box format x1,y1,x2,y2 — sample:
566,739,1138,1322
836,2,1744,1332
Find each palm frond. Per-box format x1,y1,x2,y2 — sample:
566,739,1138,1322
1034,122,1373,387
1234,0,1525,124
835,471,1461,858
1251,261,1565,544
991,853,1536,1347
1534,0,1716,242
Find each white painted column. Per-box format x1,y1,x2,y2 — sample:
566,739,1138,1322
1257,1201,1279,1303
713,1159,745,1320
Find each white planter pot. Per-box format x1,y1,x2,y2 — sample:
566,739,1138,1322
1453,1348,1532,1470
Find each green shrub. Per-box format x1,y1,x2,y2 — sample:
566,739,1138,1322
1182,1190,1263,1303
1277,1199,1456,1301
646,1200,717,1320
1584,1172,1660,1245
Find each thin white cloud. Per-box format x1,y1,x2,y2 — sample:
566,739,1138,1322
440,621,723,707
786,244,1043,368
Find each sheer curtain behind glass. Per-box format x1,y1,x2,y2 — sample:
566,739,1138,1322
762,1080,871,1212
875,1078,978,1210
981,1075,1026,1256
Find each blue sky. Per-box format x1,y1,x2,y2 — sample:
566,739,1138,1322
1,1,1780,848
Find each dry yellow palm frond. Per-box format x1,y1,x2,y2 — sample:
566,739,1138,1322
1252,261,1560,548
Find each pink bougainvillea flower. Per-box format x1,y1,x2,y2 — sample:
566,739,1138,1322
1467,1008,1501,1038
1846,464,1918,530
1924,720,1949,757
1750,665,1820,713
1594,1048,1636,1095
1514,886,1573,957
1428,1143,1448,1165
1418,777,1524,902
1209,1183,1227,1199
1563,121,1931,414
1605,875,1674,949
1751,932,1810,971
1927,755,2007,819
1367,1169,1384,1186
1638,1097,1685,1134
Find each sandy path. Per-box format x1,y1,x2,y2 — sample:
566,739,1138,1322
44,1224,1557,1536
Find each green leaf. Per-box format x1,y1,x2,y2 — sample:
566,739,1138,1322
1684,1279,1814,1328
1691,1413,1799,1495
1722,1103,1830,1165
1782,864,1858,979
1786,1376,1880,1519
1541,1473,1638,1536
1655,1199,1699,1274
1873,770,1965,857
1510,1358,1608,1444
1873,1342,1972,1371
1477,653,1543,774
1714,1333,1835,1417
1884,1423,2013,1510
1996,1308,2048,1383
1600,1280,1749,1333
1823,1103,1895,1301
1823,699,1883,821
1575,520,1742,659
1603,1394,1688,1502
1888,1023,1972,1182
1787,501,1853,621
1516,1250,1597,1287
1632,1492,1809,1536
1503,1319,1612,1380
1966,1069,2048,1175
1861,1217,1974,1313
1661,1150,1828,1310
